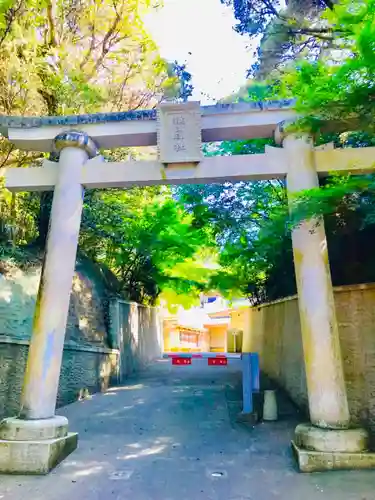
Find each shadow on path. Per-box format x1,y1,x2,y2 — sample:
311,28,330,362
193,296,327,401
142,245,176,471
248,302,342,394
1,359,375,500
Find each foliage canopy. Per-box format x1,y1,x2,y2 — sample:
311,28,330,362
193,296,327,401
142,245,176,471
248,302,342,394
0,0,214,308
3,0,375,309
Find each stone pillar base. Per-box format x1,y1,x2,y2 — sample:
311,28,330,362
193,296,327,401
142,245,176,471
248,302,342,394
292,441,375,473
0,416,78,474
295,422,369,452
292,422,375,472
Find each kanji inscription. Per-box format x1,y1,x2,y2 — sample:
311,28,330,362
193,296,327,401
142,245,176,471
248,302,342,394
157,102,202,164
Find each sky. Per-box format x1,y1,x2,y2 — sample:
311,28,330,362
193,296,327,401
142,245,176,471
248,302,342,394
143,0,255,104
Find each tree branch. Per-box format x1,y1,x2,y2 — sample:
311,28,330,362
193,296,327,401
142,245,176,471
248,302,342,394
0,144,15,169
287,27,336,41
92,11,121,75
79,23,97,71
46,0,58,47
0,0,24,48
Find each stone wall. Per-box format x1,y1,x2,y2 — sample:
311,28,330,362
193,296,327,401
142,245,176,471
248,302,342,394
0,258,109,345
244,283,375,431
108,300,162,382
0,338,118,418
0,259,162,419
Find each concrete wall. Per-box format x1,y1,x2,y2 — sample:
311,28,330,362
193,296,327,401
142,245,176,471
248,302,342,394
108,300,162,382
244,283,375,431
0,260,162,419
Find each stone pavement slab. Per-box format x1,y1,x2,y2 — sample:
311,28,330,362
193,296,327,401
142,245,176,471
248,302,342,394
1,359,375,500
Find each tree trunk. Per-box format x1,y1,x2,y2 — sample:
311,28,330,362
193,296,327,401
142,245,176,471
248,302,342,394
35,191,53,248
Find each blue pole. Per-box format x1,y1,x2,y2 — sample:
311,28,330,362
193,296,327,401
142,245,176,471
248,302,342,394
250,352,260,392
242,353,253,414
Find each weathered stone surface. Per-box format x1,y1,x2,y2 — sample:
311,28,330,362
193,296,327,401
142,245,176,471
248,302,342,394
0,416,68,441
0,432,78,474
244,297,309,410
285,134,350,429
0,342,118,420
0,259,108,345
0,257,162,422
294,423,369,453
0,300,161,421
292,440,375,473
245,283,375,432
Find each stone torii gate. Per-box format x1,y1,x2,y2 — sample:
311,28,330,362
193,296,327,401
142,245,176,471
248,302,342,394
1,100,375,474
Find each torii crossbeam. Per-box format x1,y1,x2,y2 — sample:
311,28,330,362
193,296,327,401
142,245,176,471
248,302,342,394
6,142,375,191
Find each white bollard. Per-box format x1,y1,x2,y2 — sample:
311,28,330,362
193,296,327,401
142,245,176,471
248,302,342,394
263,390,278,421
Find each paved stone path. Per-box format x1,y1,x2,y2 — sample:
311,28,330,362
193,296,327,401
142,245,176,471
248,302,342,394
1,359,375,500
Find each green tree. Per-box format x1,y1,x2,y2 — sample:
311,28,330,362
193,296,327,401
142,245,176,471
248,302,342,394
80,186,216,305
208,0,375,301
177,138,294,304
221,0,336,77
0,0,213,308
0,0,172,246
271,0,375,260
277,0,375,130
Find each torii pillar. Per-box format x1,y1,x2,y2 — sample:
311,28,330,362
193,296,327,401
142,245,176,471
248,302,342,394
276,123,372,472
0,131,98,474
0,102,203,475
